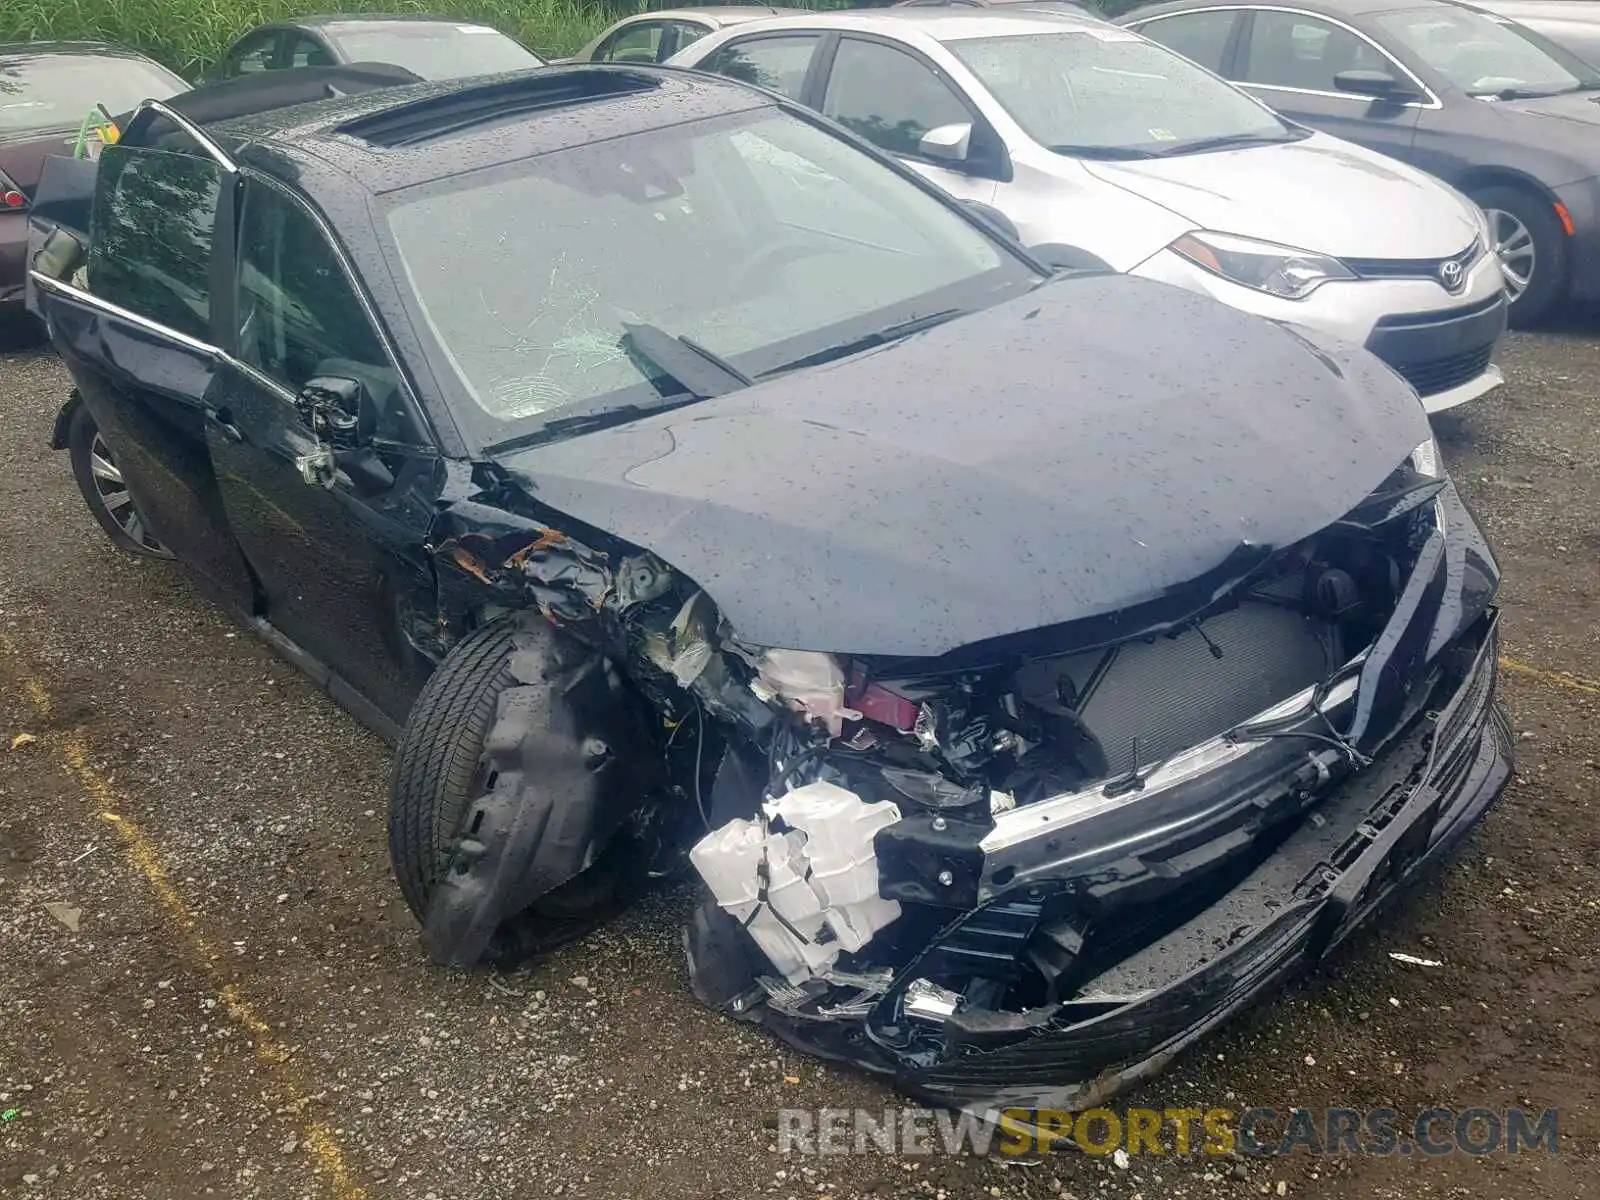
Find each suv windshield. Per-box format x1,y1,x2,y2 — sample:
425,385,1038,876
1375,7,1600,96
326,23,544,80
0,51,185,136
946,28,1299,157
384,108,1037,449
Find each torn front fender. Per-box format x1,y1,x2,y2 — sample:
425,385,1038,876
421,617,664,968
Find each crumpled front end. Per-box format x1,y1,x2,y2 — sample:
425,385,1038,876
418,437,1508,1110
675,464,1510,1112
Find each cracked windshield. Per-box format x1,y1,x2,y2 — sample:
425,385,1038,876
384,110,1025,441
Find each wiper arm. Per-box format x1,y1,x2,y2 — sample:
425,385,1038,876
484,397,706,453
1046,144,1161,160
1470,84,1565,99
762,308,966,377
482,324,750,454
1155,130,1302,156
622,321,751,399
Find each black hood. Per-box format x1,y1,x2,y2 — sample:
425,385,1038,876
495,276,1430,658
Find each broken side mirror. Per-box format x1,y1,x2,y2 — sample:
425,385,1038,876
296,374,371,448
918,122,972,164
294,375,394,495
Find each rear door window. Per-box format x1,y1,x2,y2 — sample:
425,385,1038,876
821,37,972,158
1238,11,1390,91
668,21,714,56
221,30,282,77
285,35,337,69
1132,9,1241,73
699,35,822,100
87,145,225,342
597,21,669,63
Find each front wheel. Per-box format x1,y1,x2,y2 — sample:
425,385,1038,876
1473,184,1569,328
388,617,653,966
66,401,172,557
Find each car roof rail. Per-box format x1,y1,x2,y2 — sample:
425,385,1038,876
334,67,664,148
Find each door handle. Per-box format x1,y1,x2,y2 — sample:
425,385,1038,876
205,405,244,443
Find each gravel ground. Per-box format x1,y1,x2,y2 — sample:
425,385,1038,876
0,324,1596,1200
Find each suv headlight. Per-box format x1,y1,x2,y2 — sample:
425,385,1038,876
1171,230,1355,300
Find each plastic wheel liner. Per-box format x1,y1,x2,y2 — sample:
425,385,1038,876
421,618,667,968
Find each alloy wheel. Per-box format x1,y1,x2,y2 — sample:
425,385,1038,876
88,433,172,557
1484,207,1536,302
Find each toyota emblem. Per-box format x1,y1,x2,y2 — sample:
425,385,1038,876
1440,259,1464,291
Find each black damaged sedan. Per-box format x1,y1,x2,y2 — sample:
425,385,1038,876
26,65,1510,1120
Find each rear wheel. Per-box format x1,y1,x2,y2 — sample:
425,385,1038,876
66,402,172,557
1473,183,1568,328
388,618,646,963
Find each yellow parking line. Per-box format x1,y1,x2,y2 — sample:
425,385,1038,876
1,639,369,1200
1499,656,1600,697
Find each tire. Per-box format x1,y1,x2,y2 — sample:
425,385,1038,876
1472,183,1569,328
66,401,172,556
388,618,646,963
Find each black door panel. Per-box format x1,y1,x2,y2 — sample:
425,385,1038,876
205,364,436,722
39,140,257,609
206,176,440,723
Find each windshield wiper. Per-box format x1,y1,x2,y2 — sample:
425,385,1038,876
482,324,750,454
483,398,706,454
760,308,967,377
1470,84,1570,99
1046,144,1161,160
1154,130,1306,156
621,321,751,398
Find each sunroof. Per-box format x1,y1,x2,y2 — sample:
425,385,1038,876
335,69,662,148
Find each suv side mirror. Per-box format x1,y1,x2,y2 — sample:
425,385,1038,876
919,122,973,164
1333,69,1415,101
297,374,370,448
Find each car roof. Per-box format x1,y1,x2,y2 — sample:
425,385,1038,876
646,5,798,21
1466,0,1600,17
0,40,161,59
213,65,781,194
691,6,1121,41
281,12,497,30
1123,0,1459,18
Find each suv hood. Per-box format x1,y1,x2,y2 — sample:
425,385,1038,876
494,275,1430,658
1084,133,1479,259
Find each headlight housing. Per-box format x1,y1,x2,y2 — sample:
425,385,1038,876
1409,435,1443,478
1171,230,1355,300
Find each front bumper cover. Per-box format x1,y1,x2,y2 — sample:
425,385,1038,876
756,613,1510,1119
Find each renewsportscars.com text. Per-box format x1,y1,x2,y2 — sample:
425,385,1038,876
774,1106,1559,1158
